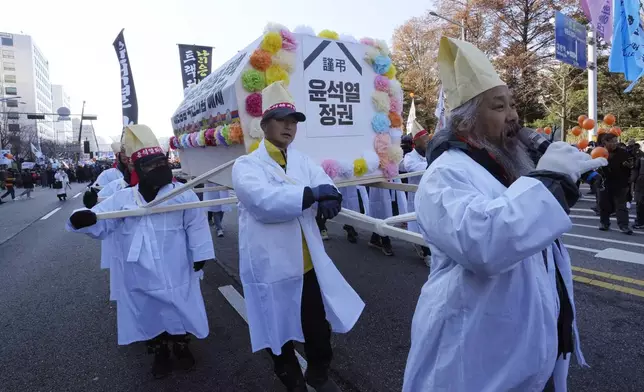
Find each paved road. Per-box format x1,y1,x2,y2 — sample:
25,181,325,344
0,183,643,391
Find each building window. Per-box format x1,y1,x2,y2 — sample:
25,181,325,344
4,74,16,83
3,62,15,71
2,50,14,59
5,100,18,107
5,86,17,95
1,36,14,46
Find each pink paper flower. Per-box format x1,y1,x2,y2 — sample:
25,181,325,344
321,159,341,179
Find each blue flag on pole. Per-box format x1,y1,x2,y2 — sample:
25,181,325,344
609,0,644,91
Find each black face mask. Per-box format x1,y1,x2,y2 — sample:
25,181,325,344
137,165,172,202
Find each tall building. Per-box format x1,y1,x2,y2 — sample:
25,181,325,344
72,118,99,152
51,84,72,143
0,32,55,142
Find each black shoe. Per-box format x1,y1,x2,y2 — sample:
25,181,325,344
344,225,358,244
305,365,340,392
368,233,382,249
598,224,610,231
172,340,195,371
276,362,308,392
381,238,394,256
591,207,599,216
633,224,644,230
619,226,634,235
150,343,172,379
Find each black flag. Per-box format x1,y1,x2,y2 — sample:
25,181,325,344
113,29,138,126
178,44,213,95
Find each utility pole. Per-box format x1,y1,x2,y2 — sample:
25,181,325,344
77,100,86,144
587,27,598,140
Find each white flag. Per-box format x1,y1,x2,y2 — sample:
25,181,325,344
30,143,43,158
435,87,446,131
406,98,416,134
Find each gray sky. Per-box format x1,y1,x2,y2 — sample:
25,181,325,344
5,0,426,138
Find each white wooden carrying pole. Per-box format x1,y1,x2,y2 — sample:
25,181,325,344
93,165,425,246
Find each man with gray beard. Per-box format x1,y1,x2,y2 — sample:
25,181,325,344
403,37,607,392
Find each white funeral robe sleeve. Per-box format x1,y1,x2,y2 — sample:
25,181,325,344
232,140,364,355
66,184,214,345
403,149,585,392
93,168,124,188
96,178,128,300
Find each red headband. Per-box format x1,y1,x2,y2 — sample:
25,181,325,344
263,102,295,116
413,130,428,140
131,146,164,162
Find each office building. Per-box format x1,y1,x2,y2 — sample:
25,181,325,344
0,32,55,142
72,118,99,152
51,84,73,143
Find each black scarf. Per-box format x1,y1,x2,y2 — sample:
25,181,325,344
428,131,574,359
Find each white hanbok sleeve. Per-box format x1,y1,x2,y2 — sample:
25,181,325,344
415,167,572,276
65,192,124,240
403,153,427,172
182,191,216,263
232,156,306,224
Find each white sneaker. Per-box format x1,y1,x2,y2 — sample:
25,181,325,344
216,229,224,237
627,202,632,209
320,229,329,241
424,255,432,267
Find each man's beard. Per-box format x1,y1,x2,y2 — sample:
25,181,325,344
473,122,535,183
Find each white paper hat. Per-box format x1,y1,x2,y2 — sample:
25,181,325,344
123,124,162,162
411,120,428,139
110,141,121,153
438,36,505,110
261,81,306,122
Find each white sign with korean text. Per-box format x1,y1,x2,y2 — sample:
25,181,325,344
301,36,375,139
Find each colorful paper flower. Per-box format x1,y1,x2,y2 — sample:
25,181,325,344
189,132,199,147
374,133,390,154
360,37,375,46
245,93,263,117
242,69,266,92
382,162,398,179
215,127,228,146
169,136,177,150
353,158,368,177
384,63,397,79
250,49,272,71
197,130,207,147
321,159,341,179
388,112,402,128
273,49,296,73
249,118,264,139
363,150,380,173
205,128,216,146
364,47,380,65
375,39,390,56
266,65,290,86
388,145,403,164
261,32,283,54
294,25,315,36
373,55,392,75
339,160,354,178
372,92,391,113
371,113,391,133
281,29,298,51
264,22,289,33
375,75,390,92
221,124,231,144
390,97,403,114
318,29,339,40
229,123,244,144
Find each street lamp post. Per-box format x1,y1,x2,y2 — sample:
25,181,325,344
430,11,467,41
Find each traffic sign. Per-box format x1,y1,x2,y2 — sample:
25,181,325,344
555,11,587,69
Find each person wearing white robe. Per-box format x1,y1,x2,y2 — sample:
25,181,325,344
403,37,607,392
339,185,369,243
233,81,363,392
203,187,231,237
54,169,70,201
67,124,214,379
91,142,125,188
367,182,407,256
403,120,431,266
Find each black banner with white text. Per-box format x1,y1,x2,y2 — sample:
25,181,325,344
113,29,138,126
178,44,213,95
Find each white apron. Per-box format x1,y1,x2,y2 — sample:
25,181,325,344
97,178,128,300
67,184,214,345
232,140,364,354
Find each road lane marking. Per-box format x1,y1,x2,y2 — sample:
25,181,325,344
40,207,62,220
565,244,601,253
573,275,644,298
570,208,636,218
572,266,644,287
73,192,82,198
218,285,309,371
563,233,644,248
595,248,644,265
572,223,643,234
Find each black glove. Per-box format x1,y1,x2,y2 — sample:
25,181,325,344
70,210,97,229
310,184,342,202
83,189,99,209
317,199,342,220
193,260,206,272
